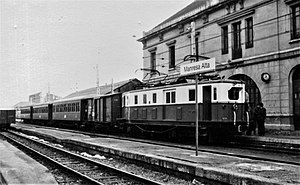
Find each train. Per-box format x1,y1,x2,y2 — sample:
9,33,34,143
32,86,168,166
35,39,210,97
0,108,16,131
17,79,249,141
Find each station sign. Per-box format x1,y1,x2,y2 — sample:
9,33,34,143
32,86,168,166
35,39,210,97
180,58,216,76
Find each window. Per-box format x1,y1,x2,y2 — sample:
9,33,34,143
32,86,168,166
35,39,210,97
291,4,300,39
169,45,175,69
150,52,156,71
76,103,79,112
171,92,176,103
143,94,147,104
213,87,217,100
228,87,242,100
134,95,138,104
221,25,228,54
166,92,170,103
152,93,157,103
195,37,199,57
122,96,125,107
165,91,176,103
245,17,253,48
232,21,242,59
189,89,195,101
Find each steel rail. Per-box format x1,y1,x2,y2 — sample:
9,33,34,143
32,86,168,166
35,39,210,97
2,131,165,185
12,123,300,166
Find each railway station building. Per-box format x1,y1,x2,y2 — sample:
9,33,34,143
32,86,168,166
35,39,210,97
138,0,300,131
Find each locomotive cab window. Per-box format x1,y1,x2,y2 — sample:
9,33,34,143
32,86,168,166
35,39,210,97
152,93,157,103
228,87,242,100
189,89,195,101
143,94,147,104
213,87,217,100
165,90,176,104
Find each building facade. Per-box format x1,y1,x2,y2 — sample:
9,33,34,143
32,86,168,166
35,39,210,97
138,0,300,131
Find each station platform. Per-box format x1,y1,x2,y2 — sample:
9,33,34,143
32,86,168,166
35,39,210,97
12,125,300,185
0,138,58,185
234,132,300,146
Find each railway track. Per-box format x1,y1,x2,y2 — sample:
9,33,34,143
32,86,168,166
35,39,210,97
11,123,300,166
0,131,166,185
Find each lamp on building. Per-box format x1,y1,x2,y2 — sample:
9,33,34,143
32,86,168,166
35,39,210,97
261,72,271,83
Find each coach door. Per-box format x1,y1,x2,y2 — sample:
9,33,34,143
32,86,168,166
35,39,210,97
203,86,212,120
81,99,89,121
112,95,121,122
48,104,53,120
293,67,300,130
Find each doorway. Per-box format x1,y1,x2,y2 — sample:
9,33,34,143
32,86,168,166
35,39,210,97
293,67,300,130
203,86,212,120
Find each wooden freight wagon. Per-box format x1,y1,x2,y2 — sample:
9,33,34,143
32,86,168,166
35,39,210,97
0,108,15,130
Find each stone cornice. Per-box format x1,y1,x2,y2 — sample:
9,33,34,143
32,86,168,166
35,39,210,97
217,9,255,25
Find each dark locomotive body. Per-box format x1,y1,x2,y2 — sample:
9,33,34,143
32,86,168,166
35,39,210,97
18,79,248,140
0,108,15,131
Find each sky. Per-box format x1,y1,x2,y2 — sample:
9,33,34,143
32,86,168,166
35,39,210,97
0,0,194,108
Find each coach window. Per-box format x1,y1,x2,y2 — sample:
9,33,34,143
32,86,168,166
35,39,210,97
143,94,147,104
189,89,195,101
152,93,157,103
76,103,79,112
134,95,138,104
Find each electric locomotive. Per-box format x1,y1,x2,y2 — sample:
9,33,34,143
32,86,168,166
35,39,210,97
122,79,248,140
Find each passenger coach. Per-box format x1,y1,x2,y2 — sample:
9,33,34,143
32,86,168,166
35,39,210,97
18,106,32,123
